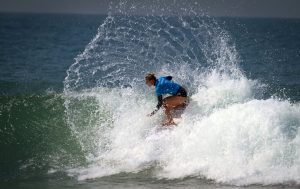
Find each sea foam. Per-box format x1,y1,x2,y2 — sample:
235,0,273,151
64,1,300,185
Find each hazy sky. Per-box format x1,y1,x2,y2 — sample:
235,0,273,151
0,0,300,18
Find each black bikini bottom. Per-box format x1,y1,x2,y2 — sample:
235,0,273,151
176,87,187,97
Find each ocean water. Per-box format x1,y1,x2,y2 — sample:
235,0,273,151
1,4,300,189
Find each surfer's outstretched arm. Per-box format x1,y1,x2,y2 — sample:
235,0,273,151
148,95,163,116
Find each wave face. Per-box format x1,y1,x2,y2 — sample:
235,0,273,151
63,1,300,186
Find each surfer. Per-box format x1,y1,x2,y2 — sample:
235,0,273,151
145,73,188,126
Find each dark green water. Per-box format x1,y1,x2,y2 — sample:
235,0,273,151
0,94,83,181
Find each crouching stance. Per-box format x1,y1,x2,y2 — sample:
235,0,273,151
145,73,188,126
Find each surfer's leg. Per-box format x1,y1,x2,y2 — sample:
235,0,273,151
162,106,175,126
162,96,187,125
163,96,188,109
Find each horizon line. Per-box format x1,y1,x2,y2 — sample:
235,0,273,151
1,10,300,20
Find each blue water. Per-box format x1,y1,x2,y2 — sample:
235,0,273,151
0,11,300,189
0,13,103,93
222,17,300,101
1,14,299,100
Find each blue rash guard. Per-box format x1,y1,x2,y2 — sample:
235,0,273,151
150,76,186,116
155,76,181,96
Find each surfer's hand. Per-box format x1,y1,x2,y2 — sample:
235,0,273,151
148,109,158,117
147,112,154,117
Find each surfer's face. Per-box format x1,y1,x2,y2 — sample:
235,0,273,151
145,79,154,87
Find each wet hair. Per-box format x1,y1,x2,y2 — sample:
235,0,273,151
145,73,156,81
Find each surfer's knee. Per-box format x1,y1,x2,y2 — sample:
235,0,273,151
163,103,169,110
162,99,168,108
163,101,173,109
163,102,171,110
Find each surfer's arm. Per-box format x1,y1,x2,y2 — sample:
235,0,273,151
149,95,163,116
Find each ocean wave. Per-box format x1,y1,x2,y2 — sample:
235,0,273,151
63,1,300,186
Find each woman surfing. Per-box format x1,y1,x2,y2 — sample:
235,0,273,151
145,73,188,126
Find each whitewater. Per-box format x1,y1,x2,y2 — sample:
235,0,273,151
61,1,300,186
